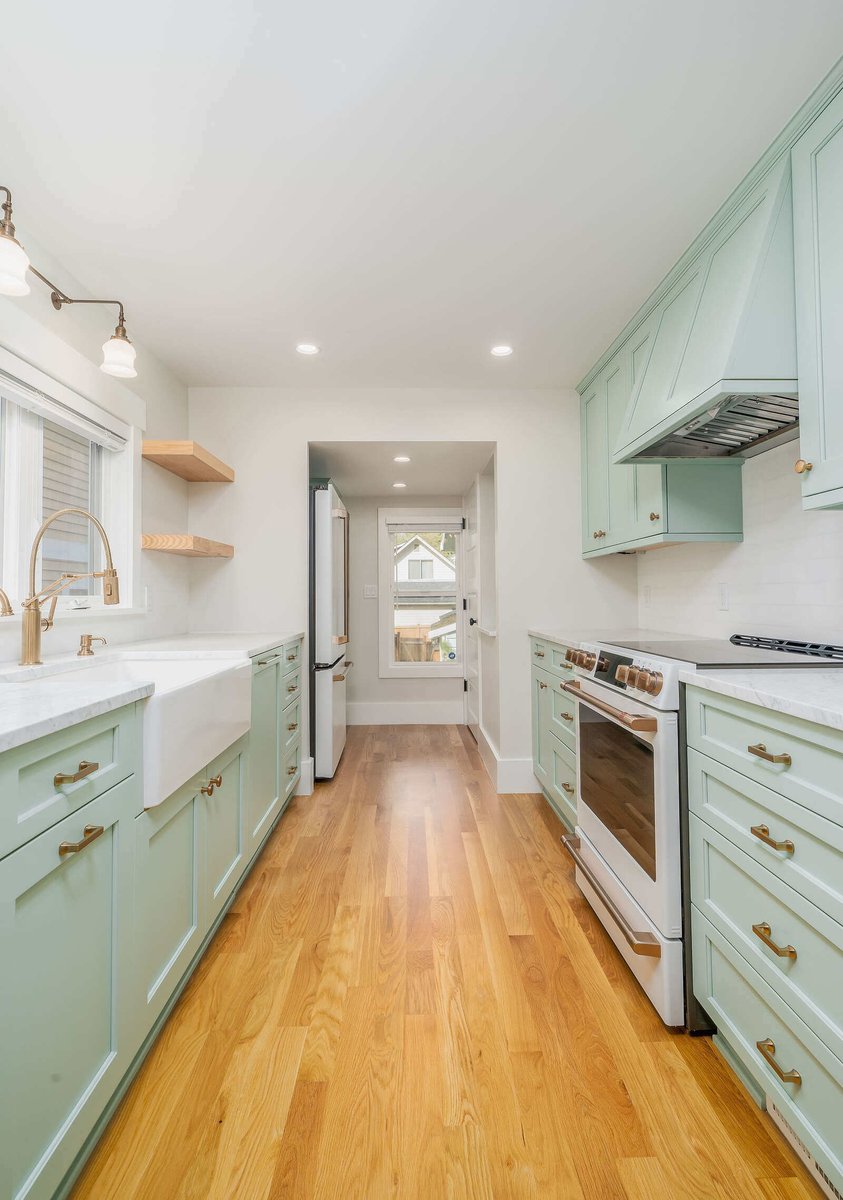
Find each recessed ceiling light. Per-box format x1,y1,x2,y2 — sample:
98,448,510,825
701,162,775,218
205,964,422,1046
393,481,407,488
491,344,513,357
393,455,411,463
296,343,320,355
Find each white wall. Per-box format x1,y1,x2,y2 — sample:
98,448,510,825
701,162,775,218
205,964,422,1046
345,494,464,725
0,231,190,662
638,441,843,642
187,387,639,769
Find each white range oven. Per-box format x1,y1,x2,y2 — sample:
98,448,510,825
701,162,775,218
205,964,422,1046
558,633,843,1029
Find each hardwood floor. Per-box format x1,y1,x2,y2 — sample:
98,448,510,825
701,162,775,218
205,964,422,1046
72,726,822,1200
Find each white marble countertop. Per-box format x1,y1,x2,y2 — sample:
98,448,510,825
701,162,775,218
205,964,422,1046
0,679,154,753
528,627,695,649
120,631,304,658
680,668,843,732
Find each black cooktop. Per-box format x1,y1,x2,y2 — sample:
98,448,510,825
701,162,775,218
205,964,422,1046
599,637,843,668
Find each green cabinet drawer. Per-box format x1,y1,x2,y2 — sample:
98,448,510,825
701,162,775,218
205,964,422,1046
282,664,302,708
692,909,843,1197
203,737,246,922
530,639,575,679
690,814,843,1063
0,774,137,1200
0,704,139,858
133,776,204,1034
687,747,843,927
283,638,303,675
548,676,577,751
282,735,301,805
532,667,551,790
283,697,302,754
544,728,577,830
686,686,843,829
531,638,549,666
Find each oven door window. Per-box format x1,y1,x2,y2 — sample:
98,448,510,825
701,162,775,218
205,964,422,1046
579,707,656,880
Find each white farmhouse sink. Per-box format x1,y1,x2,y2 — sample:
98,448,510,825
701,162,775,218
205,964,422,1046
44,655,252,807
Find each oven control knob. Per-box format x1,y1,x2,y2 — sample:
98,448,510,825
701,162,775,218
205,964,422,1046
565,648,577,665
580,651,597,671
634,669,651,692
615,664,630,685
643,669,663,696
626,666,641,688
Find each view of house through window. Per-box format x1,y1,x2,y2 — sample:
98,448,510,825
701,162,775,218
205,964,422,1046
392,527,459,663
40,419,101,594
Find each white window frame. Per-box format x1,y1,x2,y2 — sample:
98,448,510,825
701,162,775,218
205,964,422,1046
0,350,141,619
378,506,463,679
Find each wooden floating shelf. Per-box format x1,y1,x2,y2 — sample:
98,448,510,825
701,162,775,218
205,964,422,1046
141,534,234,559
142,440,235,483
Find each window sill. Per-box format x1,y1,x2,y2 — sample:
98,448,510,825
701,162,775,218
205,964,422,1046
0,604,150,626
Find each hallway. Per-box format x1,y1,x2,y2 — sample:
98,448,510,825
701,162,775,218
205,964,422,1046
72,726,817,1199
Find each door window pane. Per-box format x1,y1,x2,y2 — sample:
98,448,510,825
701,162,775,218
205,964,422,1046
392,529,458,664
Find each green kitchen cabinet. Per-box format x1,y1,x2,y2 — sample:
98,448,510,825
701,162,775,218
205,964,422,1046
531,648,577,833
531,666,552,791
245,648,285,851
202,737,247,923
0,774,138,1200
581,337,744,557
792,86,843,510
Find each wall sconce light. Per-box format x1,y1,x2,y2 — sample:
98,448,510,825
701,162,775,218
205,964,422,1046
0,185,138,379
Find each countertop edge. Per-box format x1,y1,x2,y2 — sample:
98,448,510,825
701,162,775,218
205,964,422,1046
679,668,843,733
0,683,154,753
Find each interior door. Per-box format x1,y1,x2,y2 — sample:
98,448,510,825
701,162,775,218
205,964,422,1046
463,480,480,738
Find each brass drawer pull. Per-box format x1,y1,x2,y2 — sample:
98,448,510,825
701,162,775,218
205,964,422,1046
59,824,104,857
561,711,574,721
54,759,99,788
287,722,298,731
593,529,606,539
287,652,297,661
748,742,792,767
794,459,813,475
649,512,660,521
750,824,795,854
756,1038,802,1086
287,765,297,776
752,921,797,960
288,683,298,692
561,835,660,957
538,681,547,690
534,649,545,658
561,782,575,795
201,773,223,796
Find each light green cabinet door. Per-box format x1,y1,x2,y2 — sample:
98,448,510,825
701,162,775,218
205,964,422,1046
628,317,666,536
531,668,551,789
792,88,843,510
245,656,283,851
605,352,636,546
133,777,204,1034
581,370,609,550
0,776,136,1200
202,738,246,923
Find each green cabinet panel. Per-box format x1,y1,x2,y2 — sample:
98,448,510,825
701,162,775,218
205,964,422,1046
543,728,577,831
581,372,609,545
0,774,137,1200
792,87,843,509
203,738,246,921
133,777,203,1034
531,667,552,791
531,651,577,831
245,652,284,850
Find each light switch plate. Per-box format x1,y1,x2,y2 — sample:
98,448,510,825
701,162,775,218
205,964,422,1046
363,584,378,599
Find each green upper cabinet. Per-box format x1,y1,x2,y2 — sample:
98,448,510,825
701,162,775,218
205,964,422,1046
792,87,843,509
581,338,744,557
613,156,797,464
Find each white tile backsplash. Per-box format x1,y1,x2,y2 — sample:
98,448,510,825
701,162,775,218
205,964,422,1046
637,441,843,645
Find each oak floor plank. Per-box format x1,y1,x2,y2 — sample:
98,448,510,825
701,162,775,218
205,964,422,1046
71,726,823,1200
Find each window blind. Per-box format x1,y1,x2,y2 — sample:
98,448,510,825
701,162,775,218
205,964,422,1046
40,420,100,592
0,367,127,450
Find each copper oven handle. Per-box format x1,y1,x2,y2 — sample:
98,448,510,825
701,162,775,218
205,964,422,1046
561,835,661,958
756,1038,802,1086
561,680,657,733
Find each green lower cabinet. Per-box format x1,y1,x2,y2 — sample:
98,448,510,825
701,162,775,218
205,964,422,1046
202,738,247,922
543,728,577,830
245,652,284,851
531,667,552,791
133,776,204,1036
531,659,577,831
0,774,138,1200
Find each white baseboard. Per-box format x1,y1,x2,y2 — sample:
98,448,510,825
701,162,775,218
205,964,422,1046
474,724,541,794
347,700,465,725
296,756,315,796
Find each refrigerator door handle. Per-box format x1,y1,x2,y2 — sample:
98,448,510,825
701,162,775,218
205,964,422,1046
332,508,350,646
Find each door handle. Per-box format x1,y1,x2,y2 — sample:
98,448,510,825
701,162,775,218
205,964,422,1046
54,760,99,788
469,617,478,626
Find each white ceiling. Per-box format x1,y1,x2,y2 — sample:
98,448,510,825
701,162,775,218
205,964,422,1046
310,441,494,497
2,2,843,389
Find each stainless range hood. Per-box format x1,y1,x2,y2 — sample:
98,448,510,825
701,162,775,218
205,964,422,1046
614,159,800,464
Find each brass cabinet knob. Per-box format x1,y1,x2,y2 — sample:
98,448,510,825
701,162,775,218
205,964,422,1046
287,765,297,776
794,459,813,474
538,681,548,690
593,529,606,539
649,512,660,521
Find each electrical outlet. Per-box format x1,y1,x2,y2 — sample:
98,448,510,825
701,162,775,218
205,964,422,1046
718,583,729,611
363,584,377,599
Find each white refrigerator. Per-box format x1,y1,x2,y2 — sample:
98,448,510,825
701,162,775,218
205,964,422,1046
310,481,350,778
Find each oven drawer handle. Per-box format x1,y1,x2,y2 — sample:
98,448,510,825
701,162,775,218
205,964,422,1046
561,680,657,733
561,835,661,958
